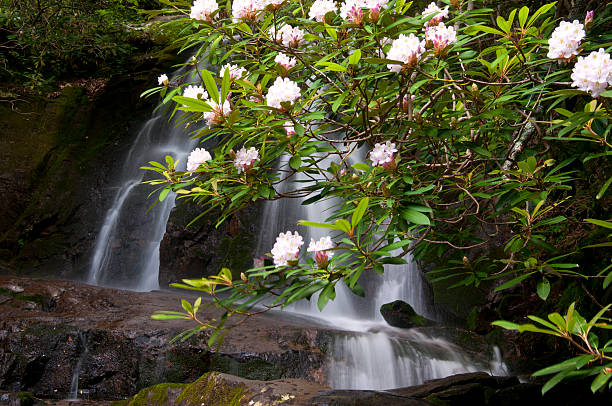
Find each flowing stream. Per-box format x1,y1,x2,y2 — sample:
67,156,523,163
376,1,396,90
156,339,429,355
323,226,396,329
87,64,507,391
68,332,89,401
87,68,197,291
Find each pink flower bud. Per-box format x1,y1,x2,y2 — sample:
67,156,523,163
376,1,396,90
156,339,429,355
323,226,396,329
585,10,594,30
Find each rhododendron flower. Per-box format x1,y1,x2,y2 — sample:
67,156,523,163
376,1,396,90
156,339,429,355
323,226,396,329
422,2,449,26
308,0,337,22
273,25,304,48
386,34,425,72
232,0,264,21
266,77,300,109
274,53,297,71
425,23,457,56
284,121,296,137
271,231,304,267
370,141,398,168
220,63,246,79
183,85,206,100
571,48,612,98
202,97,231,126
190,0,218,21
187,147,212,171
158,74,169,86
307,236,334,269
340,0,366,24
234,146,260,173
264,0,284,9
547,20,585,61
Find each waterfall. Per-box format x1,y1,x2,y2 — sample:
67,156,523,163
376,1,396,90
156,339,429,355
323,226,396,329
87,68,198,291
68,332,89,401
256,146,507,389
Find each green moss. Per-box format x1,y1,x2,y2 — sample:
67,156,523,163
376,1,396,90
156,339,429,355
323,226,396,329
175,373,245,406
16,392,35,406
14,294,45,306
216,233,256,279
424,394,448,405
125,382,186,406
124,374,245,406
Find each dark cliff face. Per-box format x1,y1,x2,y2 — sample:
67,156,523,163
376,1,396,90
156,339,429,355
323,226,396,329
0,74,160,279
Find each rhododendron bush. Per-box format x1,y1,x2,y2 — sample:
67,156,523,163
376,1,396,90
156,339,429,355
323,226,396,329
146,0,612,392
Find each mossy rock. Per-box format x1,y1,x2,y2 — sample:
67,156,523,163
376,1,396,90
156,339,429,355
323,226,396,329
123,373,245,406
380,300,435,328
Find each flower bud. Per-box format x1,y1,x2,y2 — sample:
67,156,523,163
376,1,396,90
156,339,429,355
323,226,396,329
240,272,247,282
369,6,380,23
229,149,236,160
585,10,594,30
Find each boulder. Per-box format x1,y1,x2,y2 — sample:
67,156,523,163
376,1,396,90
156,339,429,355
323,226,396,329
380,300,434,328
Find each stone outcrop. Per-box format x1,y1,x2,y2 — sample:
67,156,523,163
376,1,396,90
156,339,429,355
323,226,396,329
380,300,435,329
0,276,326,401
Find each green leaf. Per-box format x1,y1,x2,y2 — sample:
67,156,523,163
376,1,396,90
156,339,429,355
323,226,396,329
401,208,430,225
335,219,352,233
533,355,594,377
347,49,362,65
332,91,348,113
596,175,612,199
518,6,529,28
591,370,611,393
586,219,612,229
317,282,336,311
220,67,231,102
289,155,301,170
159,188,170,202
542,370,571,394
352,162,370,171
491,320,520,330
351,197,369,228
494,272,535,292
537,278,550,300
181,299,193,314
316,61,347,72
202,69,219,103
298,220,341,230
349,282,365,297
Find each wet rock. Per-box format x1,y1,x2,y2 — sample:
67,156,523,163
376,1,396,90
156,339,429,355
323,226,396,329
0,276,326,401
380,301,434,328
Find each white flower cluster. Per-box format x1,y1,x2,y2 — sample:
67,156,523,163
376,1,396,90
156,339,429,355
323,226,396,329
571,48,612,98
183,85,207,100
271,231,304,267
308,0,337,22
307,236,334,268
187,148,212,172
370,141,397,166
386,33,425,72
232,0,264,21
422,2,449,26
274,53,297,71
270,25,305,48
158,74,169,86
202,97,231,126
220,63,246,79
190,0,218,22
234,146,260,173
266,77,301,109
425,22,457,55
547,20,585,61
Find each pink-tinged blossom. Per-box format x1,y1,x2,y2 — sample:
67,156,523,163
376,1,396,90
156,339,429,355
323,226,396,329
271,231,304,267
386,34,425,72
571,48,612,98
202,97,231,126
308,0,337,22
274,53,297,71
547,20,585,61
422,2,449,26
585,10,594,29
190,0,218,21
284,121,296,137
266,77,300,109
307,236,334,269
369,141,397,167
234,146,260,173
187,148,212,172
425,23,457,56
232,0,264,21
220,63,246,79
274,24,304,48
158,74,169,86
182,85,207,100
340,0,366,24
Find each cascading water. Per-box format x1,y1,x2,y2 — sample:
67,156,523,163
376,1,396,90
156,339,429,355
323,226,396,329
87,68,198,291
68,332,89,401
256,146,508,389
